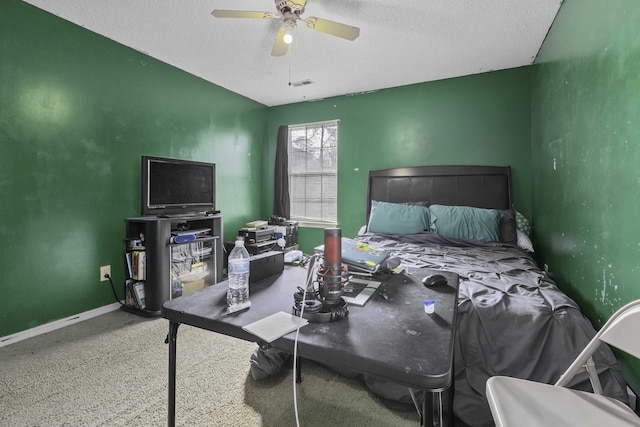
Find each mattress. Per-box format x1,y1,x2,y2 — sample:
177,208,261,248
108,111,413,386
354,231,629,426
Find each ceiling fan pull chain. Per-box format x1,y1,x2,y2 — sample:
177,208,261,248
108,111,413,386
288,42,293,86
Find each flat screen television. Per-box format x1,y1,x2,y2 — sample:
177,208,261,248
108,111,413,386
141,155,216,217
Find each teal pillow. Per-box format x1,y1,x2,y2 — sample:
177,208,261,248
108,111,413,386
367,200,430,234
429,205,501,242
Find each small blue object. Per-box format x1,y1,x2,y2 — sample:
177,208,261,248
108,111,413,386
424,299,435,314
171,233,196,244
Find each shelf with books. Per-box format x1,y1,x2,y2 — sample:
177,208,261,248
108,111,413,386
123,213,223,316
125,279,146,310
125,250,146,281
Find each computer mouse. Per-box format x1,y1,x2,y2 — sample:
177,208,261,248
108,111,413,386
422,274,448,287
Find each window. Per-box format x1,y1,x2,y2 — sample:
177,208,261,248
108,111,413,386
288,120,338,226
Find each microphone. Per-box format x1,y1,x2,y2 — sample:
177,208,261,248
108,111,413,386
292,228,349,322
320,228,344,305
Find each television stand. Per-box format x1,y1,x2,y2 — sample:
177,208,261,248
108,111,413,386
123,213,223,316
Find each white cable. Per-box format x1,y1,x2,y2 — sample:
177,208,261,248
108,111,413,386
293,254,318,427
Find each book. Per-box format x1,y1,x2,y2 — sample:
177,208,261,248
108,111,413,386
341,238,389,271
125,279,135,306
132,251,139,280
132,250,146,280
125,253,133,279
137,251,146,280
132,282,146,309
315,238,390,272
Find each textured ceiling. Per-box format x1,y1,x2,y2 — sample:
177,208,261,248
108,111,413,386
23,0,562,107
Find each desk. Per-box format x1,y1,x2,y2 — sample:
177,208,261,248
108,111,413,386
162,265,458,427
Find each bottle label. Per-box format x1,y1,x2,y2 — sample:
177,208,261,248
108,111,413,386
229,259,249,274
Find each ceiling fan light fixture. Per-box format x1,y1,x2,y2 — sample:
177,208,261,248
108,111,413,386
283,20,296,44
283,30,293,44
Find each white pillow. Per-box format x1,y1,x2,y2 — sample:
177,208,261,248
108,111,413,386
516,229,534,252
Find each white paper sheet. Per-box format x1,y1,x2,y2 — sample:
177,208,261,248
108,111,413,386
242,311,308,343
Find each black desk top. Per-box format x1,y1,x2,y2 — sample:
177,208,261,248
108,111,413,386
162,266,459,391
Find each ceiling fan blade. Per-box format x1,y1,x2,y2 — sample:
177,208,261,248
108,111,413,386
304,17,360,41
271,27,289,57
286,0,307,11
211,10,279,19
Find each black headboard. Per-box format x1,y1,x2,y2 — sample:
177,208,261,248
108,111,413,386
366,165,512,223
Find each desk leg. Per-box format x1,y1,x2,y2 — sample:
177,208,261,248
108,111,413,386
167,321,180,427
420,389,452,427
421,392,434,427
443,386,453,427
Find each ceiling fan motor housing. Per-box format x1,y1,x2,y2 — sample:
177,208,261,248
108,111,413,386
277,0,305,14
275,1,290,14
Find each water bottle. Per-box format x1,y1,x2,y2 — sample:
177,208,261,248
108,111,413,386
227,238,250,307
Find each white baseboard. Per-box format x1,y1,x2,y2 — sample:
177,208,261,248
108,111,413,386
0,302,122,348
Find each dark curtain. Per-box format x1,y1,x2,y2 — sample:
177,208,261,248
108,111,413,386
273,125,290,219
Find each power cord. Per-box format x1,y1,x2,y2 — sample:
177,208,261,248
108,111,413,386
105,274,127,307
293,254,318,427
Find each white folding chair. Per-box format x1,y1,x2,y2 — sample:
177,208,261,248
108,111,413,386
486,299,640,427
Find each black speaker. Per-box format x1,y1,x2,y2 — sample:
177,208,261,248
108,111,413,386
249,251,284,283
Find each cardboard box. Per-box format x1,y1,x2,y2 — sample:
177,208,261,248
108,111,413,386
182,279,205,296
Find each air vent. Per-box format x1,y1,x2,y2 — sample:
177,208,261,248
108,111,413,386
291,79,314,87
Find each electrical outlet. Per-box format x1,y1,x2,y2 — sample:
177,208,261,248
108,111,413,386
100,265,111,282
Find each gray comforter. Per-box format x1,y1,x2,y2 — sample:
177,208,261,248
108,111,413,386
354,232,629,426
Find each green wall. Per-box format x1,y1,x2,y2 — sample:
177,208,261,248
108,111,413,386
266,68,534,252
532,0,640,389
0,1,267,337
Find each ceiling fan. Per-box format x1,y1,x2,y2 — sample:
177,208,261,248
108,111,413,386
211,0,360,56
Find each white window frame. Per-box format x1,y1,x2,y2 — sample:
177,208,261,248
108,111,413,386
288,120,339,228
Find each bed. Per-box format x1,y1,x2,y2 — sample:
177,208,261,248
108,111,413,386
353,165,629,426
